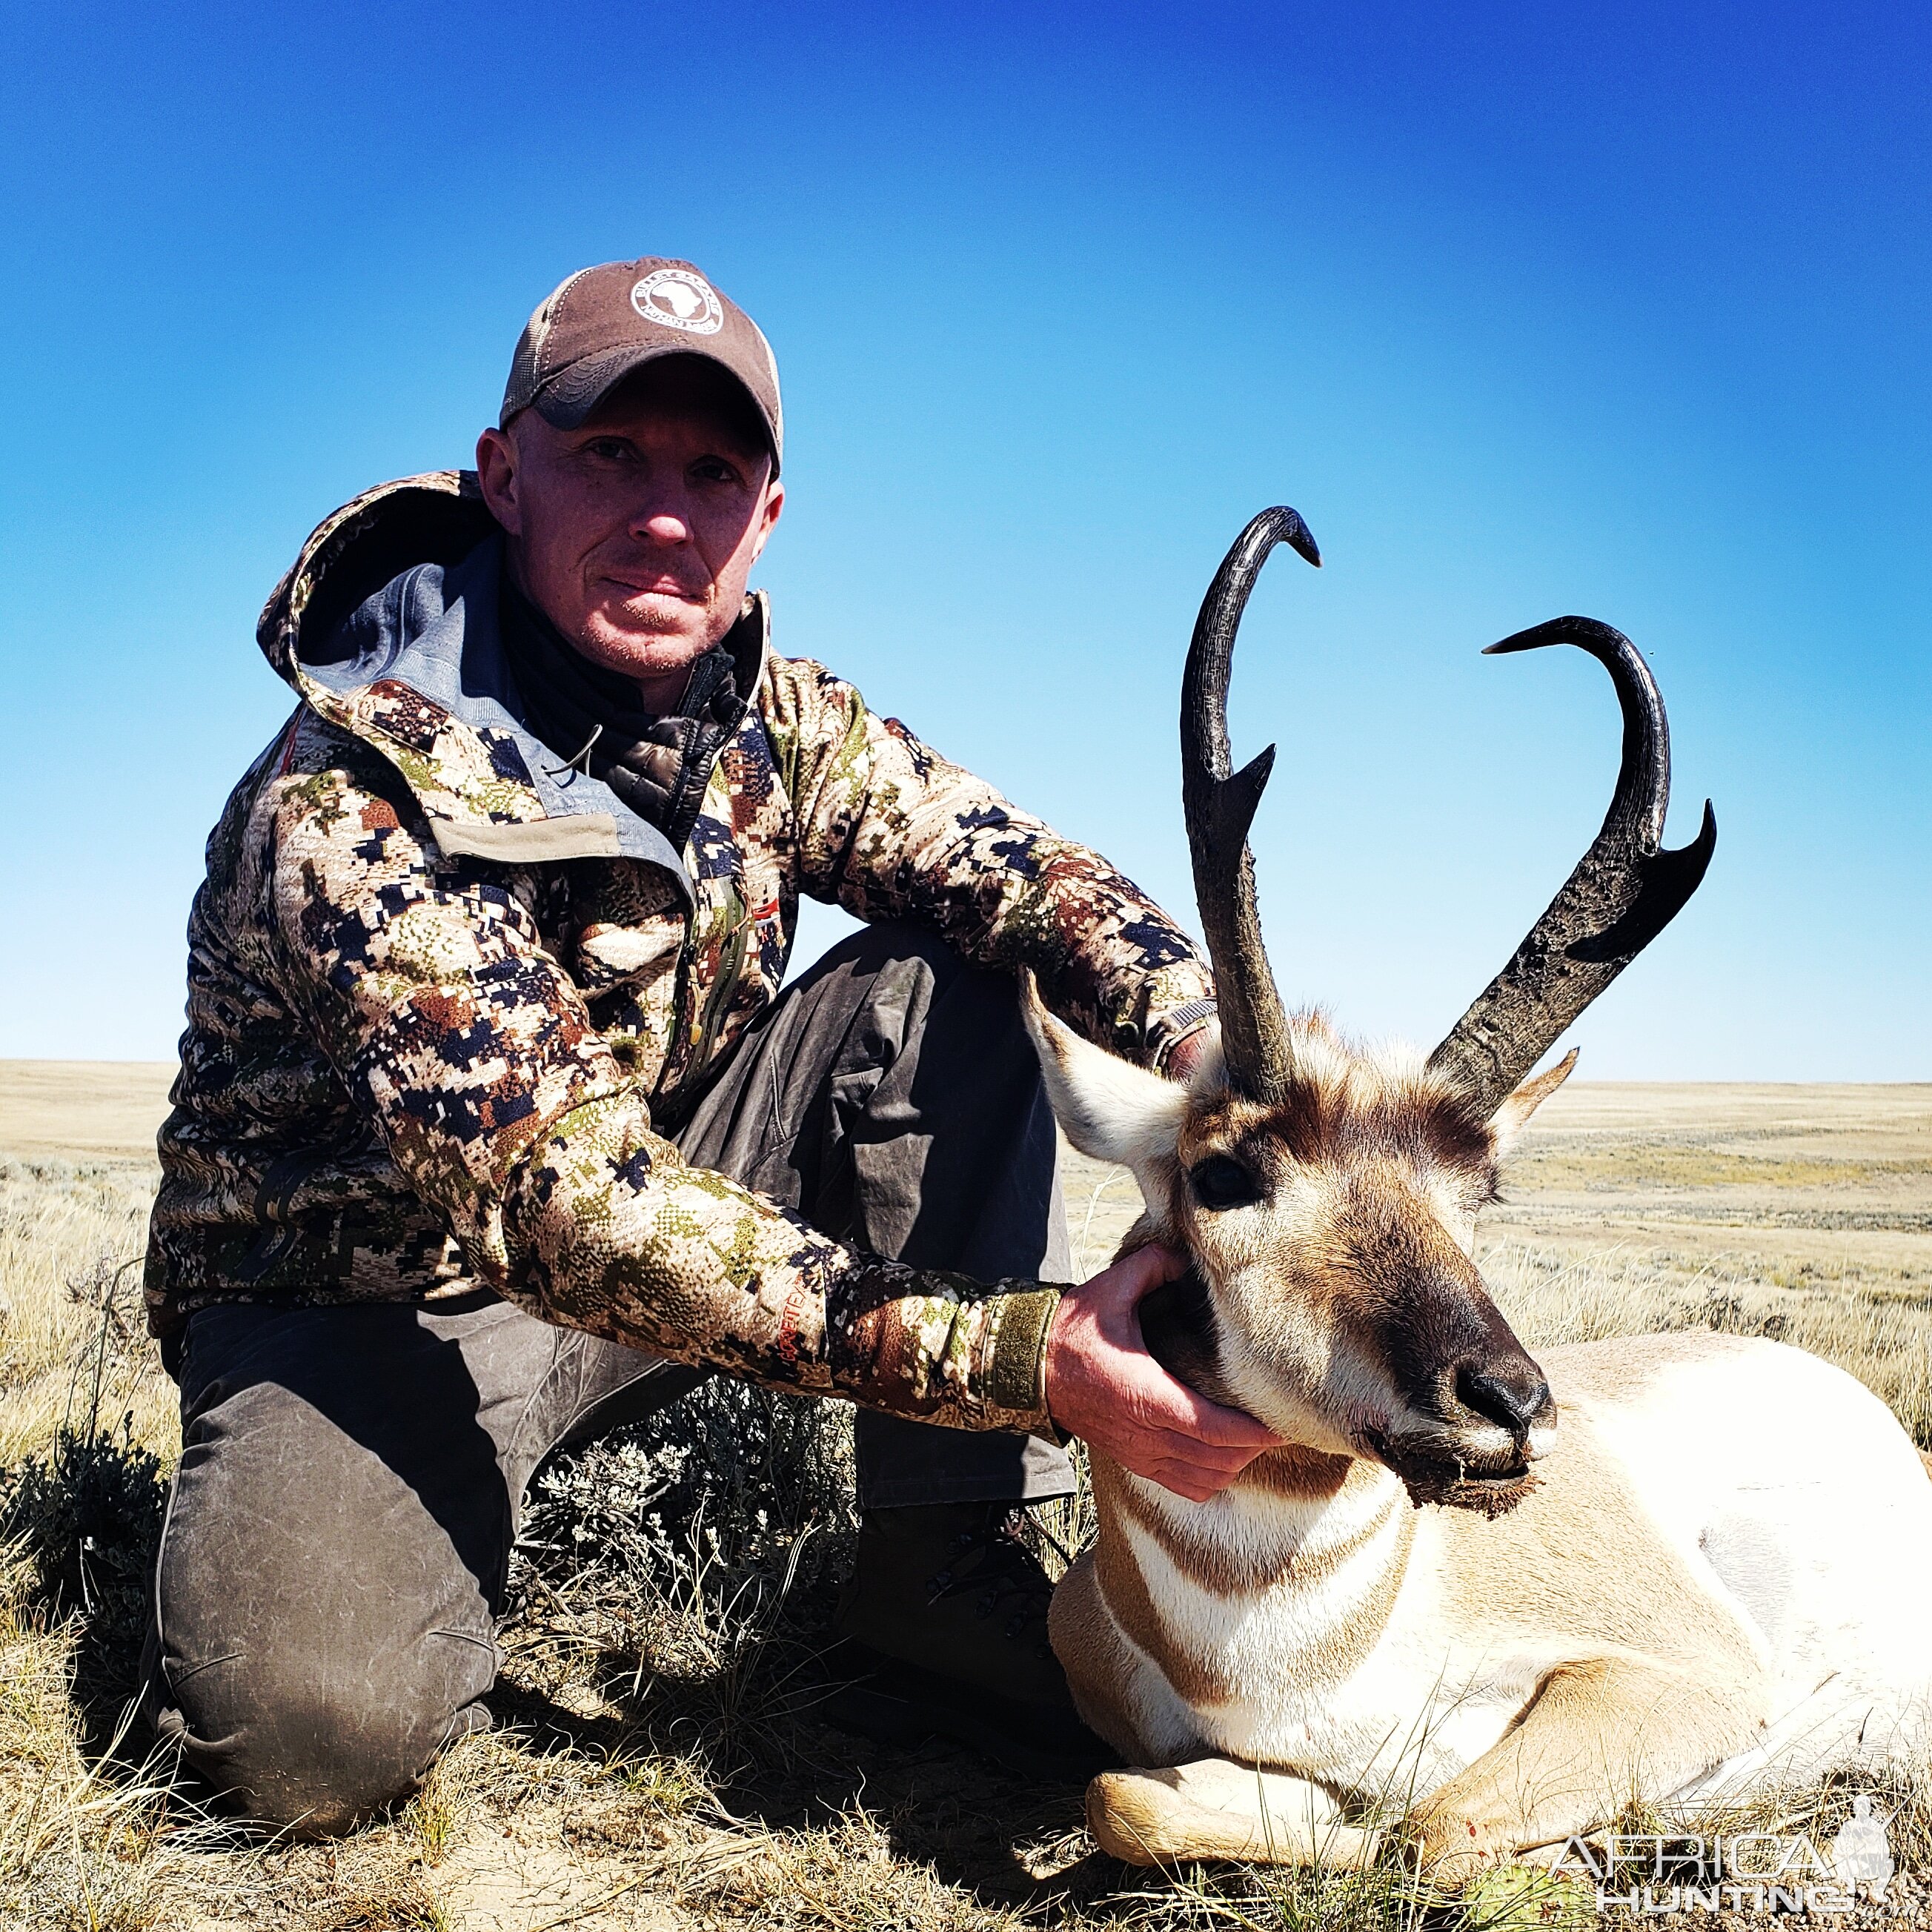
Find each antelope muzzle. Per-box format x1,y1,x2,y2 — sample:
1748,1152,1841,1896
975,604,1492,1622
1360,1267,1556,1517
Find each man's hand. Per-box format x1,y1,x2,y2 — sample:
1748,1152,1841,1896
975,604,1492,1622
1044,1244,1279,1501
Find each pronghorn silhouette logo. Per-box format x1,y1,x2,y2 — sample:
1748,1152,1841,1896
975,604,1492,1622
1830,1796,1893,1899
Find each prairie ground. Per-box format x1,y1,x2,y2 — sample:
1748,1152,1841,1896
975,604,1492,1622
1,1062,1928,1930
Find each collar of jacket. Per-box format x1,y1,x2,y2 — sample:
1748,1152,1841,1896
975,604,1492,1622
256,471,771,903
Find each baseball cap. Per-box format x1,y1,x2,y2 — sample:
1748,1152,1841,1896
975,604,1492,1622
499,257,783,472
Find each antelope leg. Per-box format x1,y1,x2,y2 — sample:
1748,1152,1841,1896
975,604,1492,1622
1413,1655,1761,1883
1088,1758,1379,1869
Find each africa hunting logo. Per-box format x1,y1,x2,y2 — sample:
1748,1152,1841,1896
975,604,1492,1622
631,268,723,335
1554,1799,1893,1913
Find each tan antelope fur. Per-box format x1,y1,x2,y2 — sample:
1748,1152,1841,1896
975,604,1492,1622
1031,508,1932,1878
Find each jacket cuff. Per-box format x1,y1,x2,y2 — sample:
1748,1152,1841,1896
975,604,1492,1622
981,1286,1061,1435
1149,997,1218,1078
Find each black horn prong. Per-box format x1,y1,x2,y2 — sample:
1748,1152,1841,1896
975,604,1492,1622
1181,508,1318,1103
1218,744,1278,850
1429,619,1717,1115
1565,798,1716,963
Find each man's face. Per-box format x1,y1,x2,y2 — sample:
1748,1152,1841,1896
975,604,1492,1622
476,359,782,706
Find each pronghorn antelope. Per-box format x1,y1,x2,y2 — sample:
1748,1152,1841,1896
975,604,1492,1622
1026,509,1932,1878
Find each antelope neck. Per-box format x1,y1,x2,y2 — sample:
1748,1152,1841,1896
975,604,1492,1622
1120,1441,1412,1634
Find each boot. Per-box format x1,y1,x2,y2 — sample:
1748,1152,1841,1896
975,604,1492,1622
821,1501,1115,1779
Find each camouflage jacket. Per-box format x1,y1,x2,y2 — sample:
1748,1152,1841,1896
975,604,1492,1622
143,473,1214,1435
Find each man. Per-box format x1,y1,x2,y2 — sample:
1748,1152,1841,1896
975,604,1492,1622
141,256,1274,1831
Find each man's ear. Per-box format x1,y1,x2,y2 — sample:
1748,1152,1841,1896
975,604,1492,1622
1018,971,1190,1186
475,425,522,537
746,474,784,568
1489,1048,1578,1156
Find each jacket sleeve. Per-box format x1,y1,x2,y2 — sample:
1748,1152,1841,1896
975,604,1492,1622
766,657,1216,1073
249,730,1058,1433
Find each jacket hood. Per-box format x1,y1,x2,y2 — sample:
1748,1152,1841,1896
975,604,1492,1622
258,471,499,685
256,472,768,894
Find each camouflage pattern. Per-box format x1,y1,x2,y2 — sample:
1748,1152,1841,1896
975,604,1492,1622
145,473,1215,1435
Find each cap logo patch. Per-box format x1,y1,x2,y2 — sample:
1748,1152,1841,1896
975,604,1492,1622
631,268,724,336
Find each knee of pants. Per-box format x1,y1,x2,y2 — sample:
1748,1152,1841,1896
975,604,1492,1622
820,920,1037,1060
151,1304,520,1830
159,1627,494,1832
811,918,969,999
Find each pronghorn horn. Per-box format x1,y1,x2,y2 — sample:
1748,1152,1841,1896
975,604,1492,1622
1428,617,1717,1117
1181,507,1321,1104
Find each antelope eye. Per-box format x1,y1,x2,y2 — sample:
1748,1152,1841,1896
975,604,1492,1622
1189,1154,1261,1210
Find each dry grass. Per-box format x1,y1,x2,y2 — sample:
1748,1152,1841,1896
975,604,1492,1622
0,1161,173,1470
1,1069,1929,1928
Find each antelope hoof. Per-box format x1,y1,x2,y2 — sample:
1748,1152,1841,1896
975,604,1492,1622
1413,1819,1518,1891
1086,1761,1378,1870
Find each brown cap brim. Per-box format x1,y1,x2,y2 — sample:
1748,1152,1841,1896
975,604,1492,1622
525,343,774,466
529,344,769,452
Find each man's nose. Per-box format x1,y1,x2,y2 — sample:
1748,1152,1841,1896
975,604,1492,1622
634,509,691,545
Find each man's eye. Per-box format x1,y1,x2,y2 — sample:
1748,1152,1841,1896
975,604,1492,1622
1189,1155,1261,1211
690,457,740,485
585,439,633,462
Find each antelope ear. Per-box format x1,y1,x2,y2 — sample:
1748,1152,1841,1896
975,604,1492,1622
1018,970,1192,1179
1489,1047,1578,1155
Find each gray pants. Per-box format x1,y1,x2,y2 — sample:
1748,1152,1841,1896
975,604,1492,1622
142,924,1075,1827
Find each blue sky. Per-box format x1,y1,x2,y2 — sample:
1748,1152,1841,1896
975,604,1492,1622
1,1,1925,1076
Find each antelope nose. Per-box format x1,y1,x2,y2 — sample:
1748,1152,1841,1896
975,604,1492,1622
1455,1363,1552,1439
